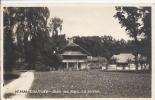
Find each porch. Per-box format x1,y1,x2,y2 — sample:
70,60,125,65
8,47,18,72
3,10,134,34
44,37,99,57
62,59,87,70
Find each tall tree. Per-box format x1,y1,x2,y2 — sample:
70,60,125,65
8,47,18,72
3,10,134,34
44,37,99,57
140,7,151,71
3,7,50,70
49,17,63,37
3,7,18,72
16,7,50,69
114,7,144,70
48,17,64,52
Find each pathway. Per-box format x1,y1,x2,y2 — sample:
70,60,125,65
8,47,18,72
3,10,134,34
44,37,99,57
3,71,34,99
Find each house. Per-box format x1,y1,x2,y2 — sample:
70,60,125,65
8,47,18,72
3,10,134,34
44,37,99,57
110,53,150,70
110,53,135,70
59,39,89,70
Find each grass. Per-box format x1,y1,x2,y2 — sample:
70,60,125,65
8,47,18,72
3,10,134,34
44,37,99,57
27,70,151,98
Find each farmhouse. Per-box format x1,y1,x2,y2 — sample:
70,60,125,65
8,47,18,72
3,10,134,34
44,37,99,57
111,53,135,70
59,39,89,70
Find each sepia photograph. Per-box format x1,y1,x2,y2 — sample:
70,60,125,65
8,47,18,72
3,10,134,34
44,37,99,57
1,3,153,99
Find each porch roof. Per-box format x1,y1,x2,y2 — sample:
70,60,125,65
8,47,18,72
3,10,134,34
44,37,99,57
62,59,87,62
60,51,87,56
112,53,135,63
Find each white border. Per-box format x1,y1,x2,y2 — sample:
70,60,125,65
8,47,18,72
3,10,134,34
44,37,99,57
1,1,155,100
0,3,4,100
1,0,155,4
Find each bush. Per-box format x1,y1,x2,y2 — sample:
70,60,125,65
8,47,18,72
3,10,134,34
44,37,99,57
4,73,20,81
35,63,50,71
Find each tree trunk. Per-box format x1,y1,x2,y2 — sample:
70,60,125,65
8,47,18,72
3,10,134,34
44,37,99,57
135,53,139,70
134,37,139,71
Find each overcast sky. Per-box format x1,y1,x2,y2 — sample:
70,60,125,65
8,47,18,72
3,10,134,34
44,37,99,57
48,5,131,40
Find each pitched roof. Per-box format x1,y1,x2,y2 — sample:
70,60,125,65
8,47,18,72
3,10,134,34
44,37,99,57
67,42,79,47
59,41,90,55
112,53,135,63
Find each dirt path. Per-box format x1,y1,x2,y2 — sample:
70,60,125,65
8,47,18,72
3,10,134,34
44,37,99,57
4,71,34,99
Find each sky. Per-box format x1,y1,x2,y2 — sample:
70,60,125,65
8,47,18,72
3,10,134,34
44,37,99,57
48,5,131,40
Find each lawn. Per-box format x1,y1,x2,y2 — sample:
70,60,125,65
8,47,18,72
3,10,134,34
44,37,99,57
27,70,151,98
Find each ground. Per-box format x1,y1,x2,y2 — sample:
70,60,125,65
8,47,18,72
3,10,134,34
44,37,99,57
4,70,29,86
27,70,151,98
4,71,34,99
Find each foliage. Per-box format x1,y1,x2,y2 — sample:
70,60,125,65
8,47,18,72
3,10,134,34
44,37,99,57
109,58,118,64
4,7,66,71
114,7,151,70
3,7,51,70
48,17,63,36
3,7,151,71
4,7,18,72
73,36,133,60
140,7,151,70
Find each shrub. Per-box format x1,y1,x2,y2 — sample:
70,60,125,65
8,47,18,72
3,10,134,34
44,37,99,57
35,63,50,71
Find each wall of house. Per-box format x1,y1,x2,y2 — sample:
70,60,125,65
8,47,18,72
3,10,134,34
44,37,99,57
81,63,87,70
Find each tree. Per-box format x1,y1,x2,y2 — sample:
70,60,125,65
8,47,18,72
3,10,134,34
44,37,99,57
49,17,63,37
114,7,145,70
3,7,51,70
73,36,127,60
141,7,151,71
3,7,18,72
48,17,64,52
16,7,50,69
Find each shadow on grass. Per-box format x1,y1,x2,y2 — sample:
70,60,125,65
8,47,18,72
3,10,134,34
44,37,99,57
4,70,28,85
4,93,15,99
4,73,20,85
